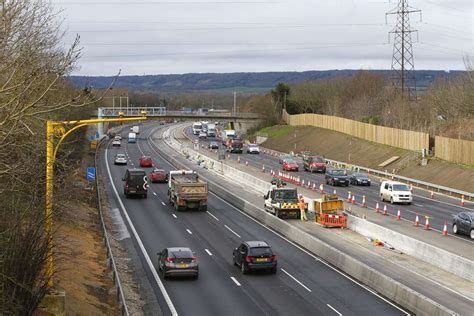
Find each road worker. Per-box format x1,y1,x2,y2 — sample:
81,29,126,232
298,195,307,221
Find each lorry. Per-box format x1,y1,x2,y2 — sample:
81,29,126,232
206,123,216,137
221,129,236,145
263,185,301,219
128,132,137,143
167,170,208,212
192,122,202,135
313,194,347,228
225,138,243,153
130,125,140,134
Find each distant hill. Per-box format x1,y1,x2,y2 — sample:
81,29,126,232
68,70,464,93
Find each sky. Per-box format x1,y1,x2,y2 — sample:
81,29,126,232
54,0,473,75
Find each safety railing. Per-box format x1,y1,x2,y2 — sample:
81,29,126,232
97,107,261,119
94,137,129,316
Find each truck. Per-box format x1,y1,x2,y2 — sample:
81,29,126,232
130,125,140,134
167,170,208,212
225,138,243,153
206,123,216,137
128,132,137,143
221,129,236,145
263,186,301,219
192,122,202,135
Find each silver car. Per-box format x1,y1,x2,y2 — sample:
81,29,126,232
247,144,260,154
114,153,127,165
158,247,199,279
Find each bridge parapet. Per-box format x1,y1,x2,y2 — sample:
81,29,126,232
97,107,261,119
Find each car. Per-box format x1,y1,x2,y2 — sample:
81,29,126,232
380,180,412,204
233,241,277,274
114,135,122,141
350,172,371,186
247,143,260,154
151,168,168,183
282,158,299,172
303,155,326,173
112,139,121,147
122,168,148,198
114,153,127,165
452,212,474,239
198,131,207,139
279,154,293,164
139,155,153,167
157,247,199,279
208,141,219,149
325,169,349,186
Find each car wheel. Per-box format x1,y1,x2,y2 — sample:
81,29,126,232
241,262,248,274
453,224,458,234
470,229,474,240
390,197,394,204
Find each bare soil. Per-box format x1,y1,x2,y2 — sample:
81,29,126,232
262,125,474,192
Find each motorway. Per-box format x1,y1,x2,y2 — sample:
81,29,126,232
101,123,409,315
184,126,474,241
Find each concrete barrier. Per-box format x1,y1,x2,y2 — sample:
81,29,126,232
348,216,474,282
154,133,457,316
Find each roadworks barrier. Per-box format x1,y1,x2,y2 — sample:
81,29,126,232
156,133,457,316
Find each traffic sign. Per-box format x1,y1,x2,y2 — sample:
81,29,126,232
87,167,96,182
89,135,94,141
95,132,100,139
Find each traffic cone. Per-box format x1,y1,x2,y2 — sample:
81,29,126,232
383,205,388,215
409,185,413,193
460,195,465,207
430,191,435,199
319,183,324,193
237,156,241,163
333,189,337,196
227,154,230,159
347,191,352,202
414,215,420,227
362,195,366,207
442,222,448,236
424,216,430,230
301,179,305,187
307,180,311,188
245,161,248,166
262,165,265,173
396,208,401,220
375,202,380,213
351,195,356,205
312,183,317,191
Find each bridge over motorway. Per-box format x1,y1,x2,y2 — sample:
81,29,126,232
96,107,262,136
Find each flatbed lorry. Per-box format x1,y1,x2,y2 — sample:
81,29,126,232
168,170,208,212
263,186,301,219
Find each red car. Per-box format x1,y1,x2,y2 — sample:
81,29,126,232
151,168,168,183
282,159,299,172
303,155,326,173
139,155,153,167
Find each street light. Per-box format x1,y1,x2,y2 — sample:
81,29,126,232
45,116,146,287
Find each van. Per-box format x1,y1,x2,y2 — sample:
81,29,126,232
128,132,137,143
380,180,412,204
130,125,140,134
122,168,148,198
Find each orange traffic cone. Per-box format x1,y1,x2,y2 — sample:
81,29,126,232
361,195,366,207
262,165,265,173
383,205,388,215
307,180,311,188
319,184,324,193
375,202,380,213
430,191,435,199
460,195,465,207
245,161,248,166
333,189,337,196
414,215,419,227
347,191,352,202
396,208,401,220
351,195,356,205
442,222,448,236
237,156,241,163
301,179,305,187
424,216,430,230
409,185,413,193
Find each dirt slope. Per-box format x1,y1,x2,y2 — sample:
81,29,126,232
260,125,474,192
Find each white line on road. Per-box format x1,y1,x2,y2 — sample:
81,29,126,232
161,201,166,206
224,225,241,238
281,268,312,292
230,277,241,287
206,210,220,221
414,203,424,207
326,304,342,316
205,249,213,256
153,192,157,196
186,229,193,235
172,214,177,219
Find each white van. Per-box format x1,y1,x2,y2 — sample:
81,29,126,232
130,126,140,134
380,180,412,204
128,132,137,143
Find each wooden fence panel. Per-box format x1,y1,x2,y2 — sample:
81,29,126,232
281,110,429,152
435,136,474,165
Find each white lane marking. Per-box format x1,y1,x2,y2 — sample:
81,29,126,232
281,268,312,292
230,277,241,287
414,203,424,207
414,193,474,211
153,192,157,196
206,210,220,221
172,214,177,219
326,304,342,316
186,229,193,235
149,126,411,313
104,146,178,316
161,201,166,206
205,249,213,256
224,224,241,238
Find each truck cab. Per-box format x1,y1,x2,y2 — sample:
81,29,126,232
264,187,300,218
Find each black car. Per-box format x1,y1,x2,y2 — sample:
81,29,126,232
233,241,277,274
452,212,474,239
208,141,219,149
325,169,349,186
122,168,148,198
350,172,371,186
157,247,199,279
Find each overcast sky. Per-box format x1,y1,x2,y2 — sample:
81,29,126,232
54,0,473,75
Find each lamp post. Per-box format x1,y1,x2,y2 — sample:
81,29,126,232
45,116,146,287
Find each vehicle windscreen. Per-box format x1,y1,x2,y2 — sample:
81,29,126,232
312,157,324,163
393,184,409,191
116,154,126,158
274,190,297,200
128,172,145,185
249,144,257,148
170,250,193,258
354,173,367,178
331,170,346,176
285,159,296,164
249,247,273,256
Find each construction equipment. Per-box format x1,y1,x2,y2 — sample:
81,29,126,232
264,186,301,219
313,194,347,228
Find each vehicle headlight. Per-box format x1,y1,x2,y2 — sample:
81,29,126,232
394,194,399,197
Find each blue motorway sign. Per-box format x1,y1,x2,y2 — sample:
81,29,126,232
87,167,96,182
89,135,94,141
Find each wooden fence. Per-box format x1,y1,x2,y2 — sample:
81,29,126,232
282,110,430,152
435,136,474,165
